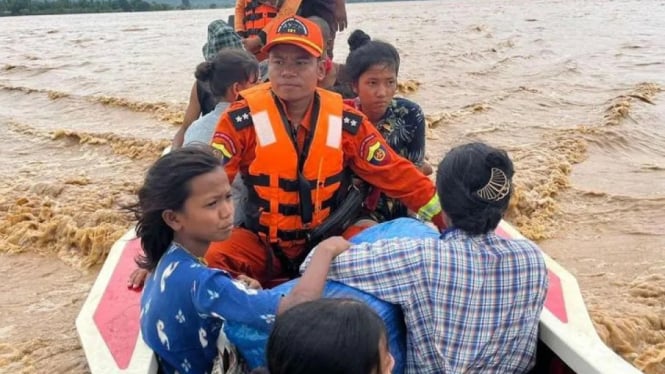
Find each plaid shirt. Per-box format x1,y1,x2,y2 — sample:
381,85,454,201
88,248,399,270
303,228,548,373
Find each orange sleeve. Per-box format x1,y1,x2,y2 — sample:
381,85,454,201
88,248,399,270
210,100,256,183
234,0,246,32
342,107,439,217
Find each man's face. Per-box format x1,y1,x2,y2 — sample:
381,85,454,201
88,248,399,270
268,44,325,103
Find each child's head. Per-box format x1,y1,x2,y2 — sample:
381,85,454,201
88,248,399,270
195,49,259,101
437,142,514,235
133,147,234,271
307,16,332,58
265,298,394,374
345,30,400,122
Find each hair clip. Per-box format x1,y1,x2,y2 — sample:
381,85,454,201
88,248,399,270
475,168,511,202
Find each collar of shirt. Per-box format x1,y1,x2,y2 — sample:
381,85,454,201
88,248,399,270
272,92,315,132
440,227,501,243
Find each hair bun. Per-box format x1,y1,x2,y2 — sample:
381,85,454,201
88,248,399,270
484,150,508,170
194,60,214,82
348,29,371,51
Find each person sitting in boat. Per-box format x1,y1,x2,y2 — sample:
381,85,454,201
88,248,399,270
206,15,446,288
238,0,348,61
183,49,260,146
301,142,549,373
334,30,433,236
234,0,301,61
252,298,395,374
172,19,245,149
297,0,347,59
133,146,350,374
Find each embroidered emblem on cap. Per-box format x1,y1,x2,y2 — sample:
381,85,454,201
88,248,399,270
276,17,308,35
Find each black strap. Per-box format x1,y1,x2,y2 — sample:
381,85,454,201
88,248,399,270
258,225,310,242
246,172,343,192
270,243,306,279
272,92,321,225
243,12,277,22
245,0,260,10
256,196,335,216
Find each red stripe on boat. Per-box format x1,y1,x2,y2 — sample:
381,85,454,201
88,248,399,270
93,239,143,369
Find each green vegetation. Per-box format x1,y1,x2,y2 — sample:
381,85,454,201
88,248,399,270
0,0,174,15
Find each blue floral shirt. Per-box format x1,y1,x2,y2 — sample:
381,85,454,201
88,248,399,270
346,97,428,220
140,243,280,374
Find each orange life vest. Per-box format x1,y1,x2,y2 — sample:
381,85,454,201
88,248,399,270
239,84,345,245
243,0,278,36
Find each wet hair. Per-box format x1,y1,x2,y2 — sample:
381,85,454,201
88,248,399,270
130,146,222,271
436,142,515,235
195,49,258,99
345,30,400,83
257,298,387,374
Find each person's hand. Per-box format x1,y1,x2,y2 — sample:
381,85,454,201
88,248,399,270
333,0,348,32
127,268,150,290
419,161,433,176
236,274,262,290
317,236,351,257
241,37,263,54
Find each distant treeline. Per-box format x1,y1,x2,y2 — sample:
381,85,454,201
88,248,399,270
1,0,173,15
1,0,418,16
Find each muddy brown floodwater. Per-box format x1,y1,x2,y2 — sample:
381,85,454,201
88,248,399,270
1,1,664,372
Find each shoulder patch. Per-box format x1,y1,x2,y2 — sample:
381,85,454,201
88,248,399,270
228,106,253,130
342,110,363,135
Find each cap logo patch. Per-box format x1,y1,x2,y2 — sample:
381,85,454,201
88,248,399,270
276,18,308,36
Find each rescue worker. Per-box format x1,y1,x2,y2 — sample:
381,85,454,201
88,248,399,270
207,16,446,288
235,0,302,60
236,0,347,60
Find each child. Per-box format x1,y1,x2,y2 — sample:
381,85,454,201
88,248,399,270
133,146,349,374
172,19,243,149
255,298,395,374
342,30,432,225
183,49,259,146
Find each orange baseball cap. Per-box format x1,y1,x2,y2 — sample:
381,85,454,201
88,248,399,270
262,16,324,58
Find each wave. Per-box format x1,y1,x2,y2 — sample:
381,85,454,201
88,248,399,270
591,273,665,374
503,82,662,240
0,83,185,125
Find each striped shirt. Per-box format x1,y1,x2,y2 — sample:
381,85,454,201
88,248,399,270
304,226,548,373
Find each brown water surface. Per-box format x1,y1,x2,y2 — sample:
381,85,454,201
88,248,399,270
1,1,664,372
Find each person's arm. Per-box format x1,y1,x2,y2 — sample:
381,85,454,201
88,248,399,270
234,0,246,35
194,237,349,329
301,237,430,304
172,82,202,149
210,102,254,183
333,0,347,32
278,236,349,313
194,270,280,332
342,107,445,229
404,100,427,167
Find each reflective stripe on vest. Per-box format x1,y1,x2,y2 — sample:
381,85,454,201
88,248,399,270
242,84,345,244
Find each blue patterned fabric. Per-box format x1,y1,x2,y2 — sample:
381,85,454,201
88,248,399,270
140,243,279,374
